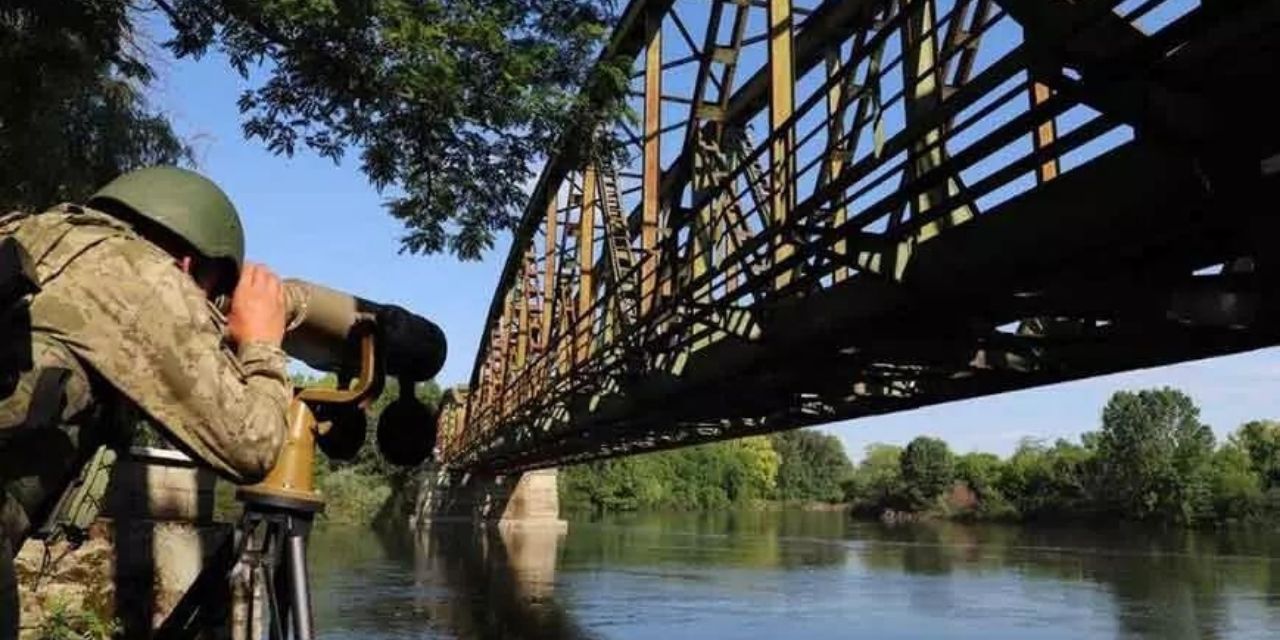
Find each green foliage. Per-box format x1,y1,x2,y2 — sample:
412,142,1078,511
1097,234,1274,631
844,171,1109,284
953,452,1014,518
1208,443,1263,521
561,435,797,513
899,436,955,508
1232,420,1280,489
838,389,1278,528
5,1,625,257
315,465,392,524
560,388,1280,529
157,0,627,258
1,0,190,212
996,438,1094,519
1095,388,1215,523
843,444,904,509
954,452,1001,498
769,430,853,503
35,598,119,640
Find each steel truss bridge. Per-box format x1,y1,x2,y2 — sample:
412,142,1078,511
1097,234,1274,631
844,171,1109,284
437,0,1280,473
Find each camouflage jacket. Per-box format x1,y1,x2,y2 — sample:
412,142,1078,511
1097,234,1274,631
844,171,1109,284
0,205,289,483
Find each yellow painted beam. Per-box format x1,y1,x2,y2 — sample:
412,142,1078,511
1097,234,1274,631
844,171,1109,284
516,249,532,368
577,166,598,364
1031,81,1060,183
642,11,662,317
541,194,558,351
768,0,796,290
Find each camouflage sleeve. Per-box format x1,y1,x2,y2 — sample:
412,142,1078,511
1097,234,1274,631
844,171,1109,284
118,286,290,484
32,236,289,484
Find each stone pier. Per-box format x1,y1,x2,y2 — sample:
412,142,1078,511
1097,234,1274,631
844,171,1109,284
15,447,230,638
408,465,567,533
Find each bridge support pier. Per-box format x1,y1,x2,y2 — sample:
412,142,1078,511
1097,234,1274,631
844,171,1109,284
409,465,567,533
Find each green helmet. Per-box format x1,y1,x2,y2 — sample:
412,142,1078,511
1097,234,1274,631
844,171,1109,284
88,166,245,279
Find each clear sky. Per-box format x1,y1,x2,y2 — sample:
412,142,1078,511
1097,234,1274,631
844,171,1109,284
140,7,1279,463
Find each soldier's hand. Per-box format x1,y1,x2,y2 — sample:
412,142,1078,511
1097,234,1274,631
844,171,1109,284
227,262,287,348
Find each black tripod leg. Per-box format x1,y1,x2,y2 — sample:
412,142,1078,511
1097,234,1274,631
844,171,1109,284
264,521,290,640
283,516,315,640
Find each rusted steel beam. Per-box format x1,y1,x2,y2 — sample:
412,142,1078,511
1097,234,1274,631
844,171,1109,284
641,8,662,316
768,0,797,291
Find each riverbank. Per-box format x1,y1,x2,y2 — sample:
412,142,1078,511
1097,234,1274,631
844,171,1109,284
565,389,1280,530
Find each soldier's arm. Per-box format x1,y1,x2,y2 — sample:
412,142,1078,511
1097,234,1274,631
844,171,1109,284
49,240,290,483
123,277,291,483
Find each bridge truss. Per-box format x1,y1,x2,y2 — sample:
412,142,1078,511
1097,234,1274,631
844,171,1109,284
439,0,1280,473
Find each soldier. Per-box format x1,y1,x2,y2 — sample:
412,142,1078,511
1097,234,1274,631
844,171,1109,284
0,166,291,638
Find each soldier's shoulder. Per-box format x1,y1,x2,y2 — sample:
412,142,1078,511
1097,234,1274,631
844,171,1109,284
41,206,194,299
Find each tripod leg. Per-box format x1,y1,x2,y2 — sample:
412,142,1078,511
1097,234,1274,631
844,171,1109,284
262,521,289,640
283,518,314,640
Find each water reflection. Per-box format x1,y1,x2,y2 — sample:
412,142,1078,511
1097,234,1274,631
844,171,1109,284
560,510,847,570
307,512,1280,640
310,522,587,639
413,523,592,640
852,521,1280,639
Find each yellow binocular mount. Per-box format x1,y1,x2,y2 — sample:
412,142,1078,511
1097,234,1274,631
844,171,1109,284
236,329,381,513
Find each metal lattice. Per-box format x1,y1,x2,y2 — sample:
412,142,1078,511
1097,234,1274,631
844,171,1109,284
440,0,1280,473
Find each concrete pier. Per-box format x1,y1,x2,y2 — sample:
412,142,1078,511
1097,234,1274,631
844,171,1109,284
15,447,229,638
409,465,567,533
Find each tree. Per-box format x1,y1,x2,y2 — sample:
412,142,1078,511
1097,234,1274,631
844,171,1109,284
770,430,854,503
844,444,905,509
1209,443,1264,521
1095,388,1215,523
726,437,781,502
997,437,1095,519
7,1,624,257
899,436,954,508
558,437,780,513
153,0,626,258
954,452,1002,498
953,451,1017,517
1,0,189,211
1231,420,1280,489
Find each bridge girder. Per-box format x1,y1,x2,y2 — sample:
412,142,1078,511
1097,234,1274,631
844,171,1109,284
440,0,1280,473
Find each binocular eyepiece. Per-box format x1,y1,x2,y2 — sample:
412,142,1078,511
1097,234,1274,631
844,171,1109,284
282,279,447,467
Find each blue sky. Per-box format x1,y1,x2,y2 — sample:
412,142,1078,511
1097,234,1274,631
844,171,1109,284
139,2,1278,462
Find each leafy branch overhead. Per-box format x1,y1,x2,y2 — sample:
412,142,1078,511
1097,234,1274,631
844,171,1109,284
155,0,630,259
0,0,191,212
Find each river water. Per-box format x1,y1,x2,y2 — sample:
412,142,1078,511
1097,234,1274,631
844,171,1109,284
308,511,1280,639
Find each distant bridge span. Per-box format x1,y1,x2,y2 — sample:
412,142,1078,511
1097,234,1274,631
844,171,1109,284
437,0,1280,473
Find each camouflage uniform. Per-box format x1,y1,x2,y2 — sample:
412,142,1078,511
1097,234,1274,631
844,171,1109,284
0,203,291,550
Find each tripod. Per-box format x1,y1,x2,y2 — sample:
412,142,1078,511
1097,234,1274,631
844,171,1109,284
230,492,323,640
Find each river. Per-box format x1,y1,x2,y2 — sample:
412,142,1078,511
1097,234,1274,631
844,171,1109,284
307,511,1280,639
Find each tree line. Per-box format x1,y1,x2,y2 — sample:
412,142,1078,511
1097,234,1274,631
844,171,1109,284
853,388,1280,526
562,387,1280,527
559,430,854,512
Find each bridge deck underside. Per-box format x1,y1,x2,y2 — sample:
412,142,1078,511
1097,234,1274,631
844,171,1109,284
442,0,1280,473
